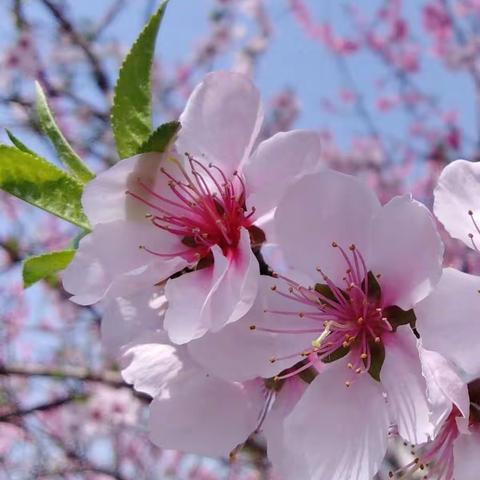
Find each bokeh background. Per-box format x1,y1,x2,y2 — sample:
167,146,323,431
1,1,479,479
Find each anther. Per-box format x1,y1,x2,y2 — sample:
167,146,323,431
249,325,256,330
349,244,356,251
345,381,352,387
360,353,368,359
270,285,277,291
331,241,338,247
374,336,381,343
269,357,276,364
469,210,474,215
357,317,364,325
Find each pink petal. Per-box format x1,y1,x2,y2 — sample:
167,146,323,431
415,267,480,380
274,170,381,284
263,379,310,480
187,276,312,381
164,229,259,344
243,130,322,221
177,71,263,175
101,288,166,359
148,372,262,457
283,360,390,480
434,159,480,250
381,328,432,444
120,331,188,398
453,431,480,480
369,195,443,310
62,220,186,305
83,153,163,226
419,345,469,432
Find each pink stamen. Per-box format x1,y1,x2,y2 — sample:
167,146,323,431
126,154,255,259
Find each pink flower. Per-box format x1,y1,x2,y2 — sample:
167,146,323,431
433,159,480,252
63,71,322,344
414,159,480,380
391,348,478,480
238,170,444,479
103,287,296,459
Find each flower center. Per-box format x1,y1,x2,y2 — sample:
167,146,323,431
127,154,255,261
251,243,413,385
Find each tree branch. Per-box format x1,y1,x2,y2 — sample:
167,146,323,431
0,363,125,387
40,0,110,93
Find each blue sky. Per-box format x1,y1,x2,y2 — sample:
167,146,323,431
0,0,477,159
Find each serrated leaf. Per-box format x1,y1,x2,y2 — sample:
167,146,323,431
6,129,35,155
22,249,75,288
111,1,169,159
0,145,90,230
35,82,94,183
139,121,180,153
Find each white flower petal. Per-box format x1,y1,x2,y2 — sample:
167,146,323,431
369,195,443,310
274,170,380,283
177,71,263,174
284,360,390,480
381,328,432,444
415,267,480,380
434,159,480,249
244,130,322,220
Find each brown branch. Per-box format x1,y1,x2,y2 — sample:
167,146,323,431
40,0,110,93
0,394,84,421
0,363,125,388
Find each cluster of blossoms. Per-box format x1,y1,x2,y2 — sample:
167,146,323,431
64,71,480,480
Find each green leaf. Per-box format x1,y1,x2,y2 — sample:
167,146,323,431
6,129,35,155
0,145,90,230
22,249,76,288
138,121,180,154
111,1,169,159
35,82,94,183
